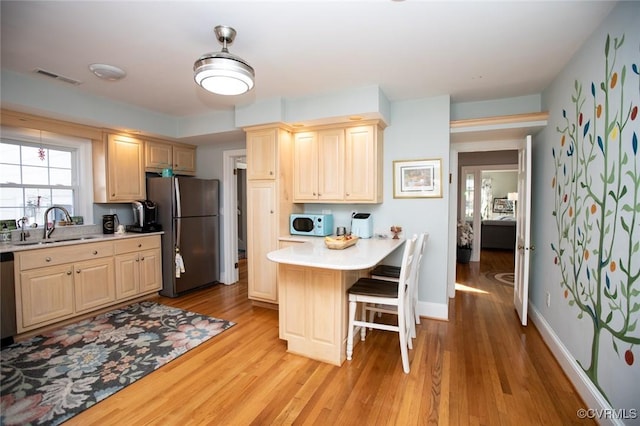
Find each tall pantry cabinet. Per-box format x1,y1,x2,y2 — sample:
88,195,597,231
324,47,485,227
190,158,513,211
245,125,301,306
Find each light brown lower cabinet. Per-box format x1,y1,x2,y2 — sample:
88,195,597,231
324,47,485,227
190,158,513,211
15,235,162,334
114,237,162,299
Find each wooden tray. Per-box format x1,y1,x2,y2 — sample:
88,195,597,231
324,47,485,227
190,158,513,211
325,236,359,250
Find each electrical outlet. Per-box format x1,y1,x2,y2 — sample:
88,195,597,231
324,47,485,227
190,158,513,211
546,291,551,307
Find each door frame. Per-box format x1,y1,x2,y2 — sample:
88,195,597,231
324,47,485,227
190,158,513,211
448,139,524,299
221,148,247,285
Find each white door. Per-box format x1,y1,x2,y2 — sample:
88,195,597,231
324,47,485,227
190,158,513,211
514,135,533,326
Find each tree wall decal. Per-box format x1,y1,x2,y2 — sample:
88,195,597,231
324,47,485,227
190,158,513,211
551,33,639,401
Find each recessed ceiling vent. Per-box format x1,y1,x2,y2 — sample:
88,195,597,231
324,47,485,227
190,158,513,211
33,68,82,85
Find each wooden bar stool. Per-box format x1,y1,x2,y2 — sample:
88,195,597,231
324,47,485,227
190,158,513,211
346,235,418,373
367,232,428,339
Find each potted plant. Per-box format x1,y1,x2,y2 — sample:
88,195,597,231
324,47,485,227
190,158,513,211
456,220,473,263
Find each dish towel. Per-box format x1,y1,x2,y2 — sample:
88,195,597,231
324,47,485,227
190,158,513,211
175,250,185,278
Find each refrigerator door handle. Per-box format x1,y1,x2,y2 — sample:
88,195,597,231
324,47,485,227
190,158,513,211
175,178,181,247
175,178,182,218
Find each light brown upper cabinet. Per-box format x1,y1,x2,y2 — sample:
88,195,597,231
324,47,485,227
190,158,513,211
93,133,146,203
246,128,277,180
293,129,344,202
145,140,196,176
292,122,384,203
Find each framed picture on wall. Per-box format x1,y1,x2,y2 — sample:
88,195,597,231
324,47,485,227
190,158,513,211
393,158,442,198
492,197,514,213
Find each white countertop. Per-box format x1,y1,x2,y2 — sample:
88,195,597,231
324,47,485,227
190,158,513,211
0,232,164,254
268,236,405,271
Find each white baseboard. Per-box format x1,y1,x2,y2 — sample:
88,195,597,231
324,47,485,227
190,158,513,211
416,301,448,321
528,303,622,426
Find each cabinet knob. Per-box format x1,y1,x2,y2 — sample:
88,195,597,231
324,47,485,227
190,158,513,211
270,210,274,214
76,269,81,274
93,250,98,255
269,171,274,175
138,243,142,248
66,270,72,275
45,257,52,262
140,257,145,261
111,193,115,197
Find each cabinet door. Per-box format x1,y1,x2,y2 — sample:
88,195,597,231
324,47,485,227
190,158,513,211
139,248,162,293
247,129,276,180
115,252,140,300
344,126,377,202
173,145,196,175
19,264,74,330
107,134,146,201
293,132,318,201
74,258,116,313
247,181,278,302
317,129,345,201
145,140,172,170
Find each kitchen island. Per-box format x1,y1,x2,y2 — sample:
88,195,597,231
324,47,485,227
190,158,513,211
267,236,404,366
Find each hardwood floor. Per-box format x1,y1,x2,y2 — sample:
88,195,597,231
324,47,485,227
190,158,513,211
68,253,592,425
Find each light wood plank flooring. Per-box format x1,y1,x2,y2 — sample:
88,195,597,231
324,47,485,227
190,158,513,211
67,252,592,425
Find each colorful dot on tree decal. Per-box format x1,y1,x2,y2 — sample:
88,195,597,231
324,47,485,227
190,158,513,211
631,106,637,120
591,204,597,214
561,135,566,146
552,177,556,188
597,104,602,118
610,261,616,272
569,206,573,217
611,72,618,89
564,289,569,299
625,350,634,366
584,250,590,260
611,126,619,140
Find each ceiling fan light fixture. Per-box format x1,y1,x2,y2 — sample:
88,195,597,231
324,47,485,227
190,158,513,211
194,25,255,96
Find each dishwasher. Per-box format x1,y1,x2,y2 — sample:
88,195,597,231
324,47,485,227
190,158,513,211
1,252,16,346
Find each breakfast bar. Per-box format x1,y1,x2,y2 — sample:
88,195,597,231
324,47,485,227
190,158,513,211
267,237,405,366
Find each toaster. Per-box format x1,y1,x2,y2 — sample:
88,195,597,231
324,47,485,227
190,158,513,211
351,213,373,239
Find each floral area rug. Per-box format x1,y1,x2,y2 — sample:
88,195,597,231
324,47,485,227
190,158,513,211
0,301,235,425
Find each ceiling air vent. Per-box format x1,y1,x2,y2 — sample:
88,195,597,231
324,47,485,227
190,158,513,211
33,68,82,85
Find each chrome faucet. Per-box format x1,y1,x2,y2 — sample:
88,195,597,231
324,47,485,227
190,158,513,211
43,206,72,239
17,217,30,241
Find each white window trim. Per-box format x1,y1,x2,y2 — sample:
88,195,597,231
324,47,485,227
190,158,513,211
1,126,94,224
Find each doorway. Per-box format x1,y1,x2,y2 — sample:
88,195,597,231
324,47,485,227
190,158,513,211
459,164,517,263
221,149,247,285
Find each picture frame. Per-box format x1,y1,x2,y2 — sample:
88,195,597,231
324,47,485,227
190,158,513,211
393,158,442,198
492,197,514,213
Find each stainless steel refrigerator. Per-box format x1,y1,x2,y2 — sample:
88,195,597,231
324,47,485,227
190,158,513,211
147,176,220,297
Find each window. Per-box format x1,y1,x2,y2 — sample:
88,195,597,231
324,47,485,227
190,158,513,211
0,127,93,228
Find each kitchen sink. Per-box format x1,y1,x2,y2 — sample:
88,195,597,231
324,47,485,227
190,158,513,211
13,235,101,246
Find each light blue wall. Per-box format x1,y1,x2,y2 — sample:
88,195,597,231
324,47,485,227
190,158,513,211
534,1,639,414
451,94,542,120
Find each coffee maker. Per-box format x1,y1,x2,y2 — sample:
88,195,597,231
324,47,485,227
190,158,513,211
127,200,162,233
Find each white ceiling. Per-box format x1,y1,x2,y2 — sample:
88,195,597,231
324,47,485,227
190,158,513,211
1,1,616,129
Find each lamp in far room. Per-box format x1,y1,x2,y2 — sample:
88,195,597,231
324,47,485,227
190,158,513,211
193,25,255,96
